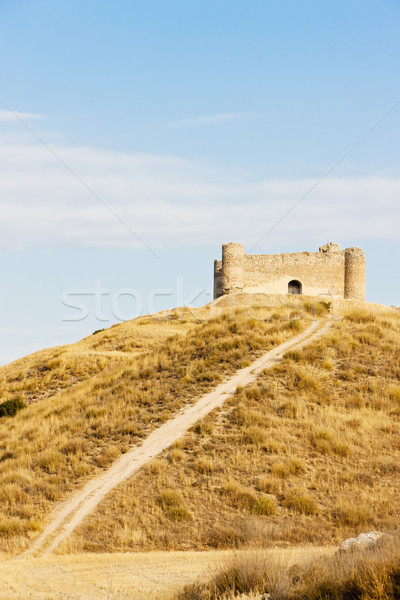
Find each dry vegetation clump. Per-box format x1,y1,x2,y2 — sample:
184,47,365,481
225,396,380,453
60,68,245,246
175,535,400,600
177,551,274,600
0,398,25,417
64,303,400,553
0,297,312,553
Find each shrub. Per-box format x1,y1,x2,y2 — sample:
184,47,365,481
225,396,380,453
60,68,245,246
262,439,285,454
95,445,120,467
333,441,351,457
245,386,261,400
311,428,351,456
221,480,257,510
271,458,306,479
344,308,377,323
256,475,280,494
207,524,242,548
283,491,317,515
74,462,92,477
193,457,214,473
252,495,277,516
303,300,330,316
61,437,87,455
193,419,213,436
277,400,301,418
284,319,303,332
387,384,400,403
170,448,185,463
292,365,328,392
332,502,373,526
243,425,267,447
36,449,65,473
167,507,192,521
146,458,168,475
377,457,400,475
0,515,30,538
313,426,332,441
0,398,25,417
285,350,303,362
177,551,284,599
157,489,184,509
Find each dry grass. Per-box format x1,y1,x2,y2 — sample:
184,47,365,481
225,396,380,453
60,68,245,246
0,295,313,553
0,309,197,407
64,302,400,553
175,535,400,600
292,534,400,600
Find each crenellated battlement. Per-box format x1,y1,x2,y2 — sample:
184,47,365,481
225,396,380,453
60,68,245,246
213,242,366,301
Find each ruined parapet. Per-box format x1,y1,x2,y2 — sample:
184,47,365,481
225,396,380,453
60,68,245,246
344,247,366,300
213,260,223,299
222,242,244,294
319,242,341,254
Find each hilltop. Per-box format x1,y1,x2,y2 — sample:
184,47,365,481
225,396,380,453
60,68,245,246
0,295,399,558
0,294,313,554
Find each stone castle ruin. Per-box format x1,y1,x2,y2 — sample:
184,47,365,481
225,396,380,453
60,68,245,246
214,242,366,301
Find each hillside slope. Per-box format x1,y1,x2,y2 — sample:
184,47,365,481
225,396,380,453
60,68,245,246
59,303,400,553
0,308,201,407
0,294,314,554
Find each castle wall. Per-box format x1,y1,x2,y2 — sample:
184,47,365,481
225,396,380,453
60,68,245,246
213,260,223,299
214,242,366,301
243,250,345,298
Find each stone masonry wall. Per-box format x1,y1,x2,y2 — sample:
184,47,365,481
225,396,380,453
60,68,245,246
214,242,366,300
214,260,223,299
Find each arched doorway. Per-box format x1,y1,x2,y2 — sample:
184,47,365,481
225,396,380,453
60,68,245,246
288,280,302,295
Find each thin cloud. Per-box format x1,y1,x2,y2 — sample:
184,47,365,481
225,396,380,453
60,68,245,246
0,136,398,250
166,113,247,127
0,110,43,123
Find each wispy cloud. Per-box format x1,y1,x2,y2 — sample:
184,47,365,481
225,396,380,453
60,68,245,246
166,113,247,127
0,110,43,123
0,135,398,251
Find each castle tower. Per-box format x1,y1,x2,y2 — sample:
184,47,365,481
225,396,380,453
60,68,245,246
222,242,244,294
344,247,366,300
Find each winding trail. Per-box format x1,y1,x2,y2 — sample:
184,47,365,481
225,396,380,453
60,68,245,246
24,317,332,556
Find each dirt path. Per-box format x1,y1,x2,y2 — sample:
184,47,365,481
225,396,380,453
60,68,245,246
24,318,332,556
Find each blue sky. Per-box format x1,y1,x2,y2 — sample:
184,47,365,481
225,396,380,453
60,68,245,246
0,0,399,364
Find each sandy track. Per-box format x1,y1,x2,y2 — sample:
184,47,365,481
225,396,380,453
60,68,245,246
24,318,331,556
